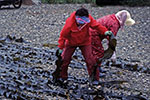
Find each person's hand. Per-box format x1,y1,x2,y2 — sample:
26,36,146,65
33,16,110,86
58,49,63,56
56,48,63,57
105,31,113,36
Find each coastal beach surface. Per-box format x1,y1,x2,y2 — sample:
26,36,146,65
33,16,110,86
0,4,150,100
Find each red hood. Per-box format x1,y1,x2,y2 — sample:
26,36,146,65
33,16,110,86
65,11,76,28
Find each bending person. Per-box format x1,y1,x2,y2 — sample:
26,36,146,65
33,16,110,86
90,10,135,83
57,7,112,85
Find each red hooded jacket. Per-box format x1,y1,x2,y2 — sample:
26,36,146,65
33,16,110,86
90,14,120,59
58,11,108,49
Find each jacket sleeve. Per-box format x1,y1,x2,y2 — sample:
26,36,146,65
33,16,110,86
107,23,118,36
58,19,71,49
58,37,66,49
89,15,108,35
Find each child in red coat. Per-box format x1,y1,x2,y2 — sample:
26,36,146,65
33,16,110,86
90,10,135,82
57,7,112,84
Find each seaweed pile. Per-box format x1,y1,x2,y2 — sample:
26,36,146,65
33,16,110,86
0,35,149,100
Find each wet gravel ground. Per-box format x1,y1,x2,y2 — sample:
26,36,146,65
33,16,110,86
0,4,150,100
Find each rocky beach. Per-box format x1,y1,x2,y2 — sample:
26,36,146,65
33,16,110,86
0,4,150,100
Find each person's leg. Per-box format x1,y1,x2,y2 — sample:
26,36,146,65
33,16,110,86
60,46,76,79
79,45,96,78
91,41,105,80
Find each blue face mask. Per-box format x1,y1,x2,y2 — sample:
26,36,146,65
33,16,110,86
76,16,90,24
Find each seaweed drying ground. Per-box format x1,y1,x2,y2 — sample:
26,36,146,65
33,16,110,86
0,35,149,100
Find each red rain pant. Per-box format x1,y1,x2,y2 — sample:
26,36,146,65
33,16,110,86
60,45,99,80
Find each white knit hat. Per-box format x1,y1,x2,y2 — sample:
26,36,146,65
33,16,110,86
116,10,135,26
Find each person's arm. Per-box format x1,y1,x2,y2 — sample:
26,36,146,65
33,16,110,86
58,20,71,49
107,25,118,36
89,15,108,35
58,37,66,50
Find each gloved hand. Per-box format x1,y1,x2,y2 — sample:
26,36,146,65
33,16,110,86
57,48,63,57
105,31,113,36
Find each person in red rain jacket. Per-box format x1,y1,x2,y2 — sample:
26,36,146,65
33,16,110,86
57,7,113,84
90,10,135,81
